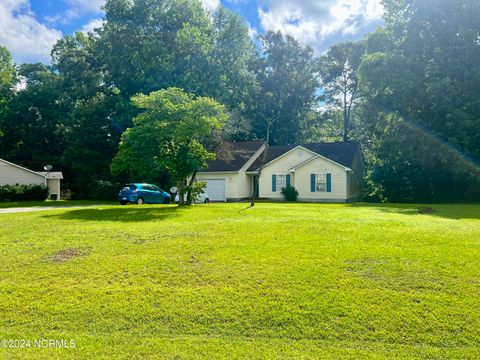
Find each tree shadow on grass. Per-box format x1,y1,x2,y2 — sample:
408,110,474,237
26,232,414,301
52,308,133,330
41,206,182,222
348,203,480,221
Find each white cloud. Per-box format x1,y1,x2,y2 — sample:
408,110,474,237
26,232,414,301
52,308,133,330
201,0,220,12
247,23,258,40
81,18,104,34
258,0,383,52
43,0,104,27
66,0,105,14
0,0,62,63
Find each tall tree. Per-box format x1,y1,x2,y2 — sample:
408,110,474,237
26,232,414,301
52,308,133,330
247,31,319,145
209,7,258,111
0,46,16,140
0,64,65,170
96,0,212,98
51,32,126,195
319,41,365,142
0,46,15,93
111,87,228,205
358,0,480,202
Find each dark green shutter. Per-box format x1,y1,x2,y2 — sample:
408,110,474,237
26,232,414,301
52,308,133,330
286,174,291,187
326,173,332,192
311,174,315,192
272,175,277,192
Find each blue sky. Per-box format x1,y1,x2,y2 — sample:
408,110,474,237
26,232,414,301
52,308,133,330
0,0,384,64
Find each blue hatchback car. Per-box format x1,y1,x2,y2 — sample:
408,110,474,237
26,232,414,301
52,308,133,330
118,183,171,205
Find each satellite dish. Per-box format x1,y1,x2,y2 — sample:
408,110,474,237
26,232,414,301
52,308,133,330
44,165,53,171
170,187,178,194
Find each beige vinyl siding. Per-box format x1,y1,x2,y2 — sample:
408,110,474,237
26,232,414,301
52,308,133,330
294,156,347,201
259,147,316,199
196,172,252,200
0,160,45,186
46,179,60,198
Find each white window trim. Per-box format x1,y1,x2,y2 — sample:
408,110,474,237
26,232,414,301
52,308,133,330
315,174,327,192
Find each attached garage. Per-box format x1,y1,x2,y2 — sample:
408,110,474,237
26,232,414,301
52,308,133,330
203,179,226,202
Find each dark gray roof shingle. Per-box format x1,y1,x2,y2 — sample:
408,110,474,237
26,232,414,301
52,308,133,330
200,141,265,172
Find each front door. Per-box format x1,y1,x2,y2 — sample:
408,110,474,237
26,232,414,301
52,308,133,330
252,175,259,199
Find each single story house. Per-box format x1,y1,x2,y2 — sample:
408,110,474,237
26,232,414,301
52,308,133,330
0,158,63,199
197,141,364,202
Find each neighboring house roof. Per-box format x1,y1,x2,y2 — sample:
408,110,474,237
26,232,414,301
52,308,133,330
199,141,265,172
0,158,63,179
247,141,361,172
37,172,64,180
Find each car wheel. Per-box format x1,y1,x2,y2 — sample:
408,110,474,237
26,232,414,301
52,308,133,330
136,197,144,205
204,198,209,204
120,201,127,205
163,197,170,204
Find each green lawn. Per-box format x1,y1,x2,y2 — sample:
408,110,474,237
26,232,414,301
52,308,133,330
0,203,479,359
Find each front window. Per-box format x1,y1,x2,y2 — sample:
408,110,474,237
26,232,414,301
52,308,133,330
277,175,287,190
315,174,326,192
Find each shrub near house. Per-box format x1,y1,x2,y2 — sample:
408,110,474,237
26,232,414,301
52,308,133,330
0,184,49,202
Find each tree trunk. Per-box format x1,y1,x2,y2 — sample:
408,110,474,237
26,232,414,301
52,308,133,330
185,169,198,205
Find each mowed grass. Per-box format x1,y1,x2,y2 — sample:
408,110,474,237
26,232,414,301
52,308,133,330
0,203,479,359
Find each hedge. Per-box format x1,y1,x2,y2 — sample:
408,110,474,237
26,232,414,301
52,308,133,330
0,184,49,202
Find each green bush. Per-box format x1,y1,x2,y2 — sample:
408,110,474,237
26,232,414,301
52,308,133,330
281,185,299,202
88,180,121,200
0,184,49,202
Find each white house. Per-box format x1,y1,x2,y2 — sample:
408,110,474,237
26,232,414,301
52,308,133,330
0,158,63,199
197,141,364,202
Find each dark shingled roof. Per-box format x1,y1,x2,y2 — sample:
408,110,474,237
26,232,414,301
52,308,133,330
200,141,265,172
247,141,361,171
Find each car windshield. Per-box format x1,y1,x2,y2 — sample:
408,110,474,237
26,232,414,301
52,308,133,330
125,184,137,190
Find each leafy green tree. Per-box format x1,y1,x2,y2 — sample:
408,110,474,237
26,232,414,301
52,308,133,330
319,41,365,142
111,87,228,205
0,63,65,170
209,7,258,111
97,0,211,98
0,46,15,93
247,31,319,145
0,46,15,139
51,32,104,103
61,93,119,198
97,2,256,112
358,0,480,201
51,32,129,196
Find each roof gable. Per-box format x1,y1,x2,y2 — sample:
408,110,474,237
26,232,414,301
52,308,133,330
258,146,318,170
247,141,361,172
0,158,46,179
288,154,351,172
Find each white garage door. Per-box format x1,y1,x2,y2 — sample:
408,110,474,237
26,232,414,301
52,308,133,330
204,179,226,202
